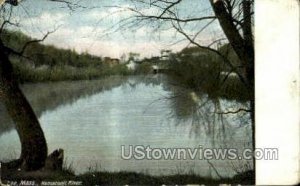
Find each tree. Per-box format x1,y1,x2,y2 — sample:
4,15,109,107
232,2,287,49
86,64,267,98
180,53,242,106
128,52,140,61
119,0,255,168
210,0,254,88
121,0,254,88
0,42,48,171
209,1,254,159
0,0,71,171
0,2,48,171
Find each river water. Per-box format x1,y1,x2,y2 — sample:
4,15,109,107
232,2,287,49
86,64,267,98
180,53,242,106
0,75,252,178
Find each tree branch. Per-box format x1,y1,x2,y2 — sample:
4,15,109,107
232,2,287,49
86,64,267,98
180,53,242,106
137,15,216,23
207,159,224,179
214,108,251,115
19,30,56,55
48,0,86,11
121,3,215,23
4,27,58,59
157,0,182,18
171,20,248,87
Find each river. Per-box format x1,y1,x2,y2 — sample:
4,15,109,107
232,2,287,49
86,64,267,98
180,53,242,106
0,75,252,178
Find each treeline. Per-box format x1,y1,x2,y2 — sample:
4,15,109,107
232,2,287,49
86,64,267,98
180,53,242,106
167,46,250,101
1,30,104,68
1,30,130,82
1,30,103,67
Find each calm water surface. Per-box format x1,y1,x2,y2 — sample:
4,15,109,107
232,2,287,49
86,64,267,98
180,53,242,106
0,75,252,178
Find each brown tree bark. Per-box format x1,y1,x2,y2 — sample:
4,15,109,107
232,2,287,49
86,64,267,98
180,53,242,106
0,41,47,171
209,0,255,170
209,0,254,88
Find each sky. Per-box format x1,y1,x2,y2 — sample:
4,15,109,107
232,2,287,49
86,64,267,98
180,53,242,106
5,0,222,58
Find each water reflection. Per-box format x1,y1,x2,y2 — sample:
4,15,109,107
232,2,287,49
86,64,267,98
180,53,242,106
167,86,251,144
0,75,252,177
0,76,128,135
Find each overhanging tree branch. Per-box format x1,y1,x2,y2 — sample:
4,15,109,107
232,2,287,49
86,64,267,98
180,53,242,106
19,29,57,55
171,20,248,87
157,0,182,18
137,15,216,22
2,26,59,59
214,108,251,115
209,0,247,64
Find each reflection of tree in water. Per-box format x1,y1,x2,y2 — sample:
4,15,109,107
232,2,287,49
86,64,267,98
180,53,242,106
161,76,253,175
0,75,162,136
123,75,166,89
0,76,128,135
167,87,250,142
0,74,252,147
120,75,252,148
0,74,253,175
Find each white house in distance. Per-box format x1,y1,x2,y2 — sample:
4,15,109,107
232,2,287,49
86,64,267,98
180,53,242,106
220,71,238,78
126,60,137,70
160,49,172,61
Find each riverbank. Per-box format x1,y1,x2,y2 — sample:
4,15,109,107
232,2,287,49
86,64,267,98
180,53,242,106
1,169,254,185
12,60,132,83
77,170,254,185
12,60,251,102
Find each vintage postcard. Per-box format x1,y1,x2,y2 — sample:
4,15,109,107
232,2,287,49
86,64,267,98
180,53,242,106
0,0,298,185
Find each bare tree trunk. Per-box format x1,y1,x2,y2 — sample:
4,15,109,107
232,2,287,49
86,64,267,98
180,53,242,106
0,42,47,171
242,0,254,88
209,0,254,86
241,0,255,164
210,0,255,170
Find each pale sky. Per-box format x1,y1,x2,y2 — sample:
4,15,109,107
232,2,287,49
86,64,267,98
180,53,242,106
6,0,223,58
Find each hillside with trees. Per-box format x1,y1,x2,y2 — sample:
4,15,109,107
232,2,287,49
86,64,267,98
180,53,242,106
1,30,130,82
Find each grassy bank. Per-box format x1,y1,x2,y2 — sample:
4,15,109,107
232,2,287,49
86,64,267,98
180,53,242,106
1,30,132,83
77,170,254,185
11,59,131,83
2,169,254,185
167,60,251,101
163,46,253,102
3,30,251,102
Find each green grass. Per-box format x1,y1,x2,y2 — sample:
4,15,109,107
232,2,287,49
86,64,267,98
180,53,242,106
77,170,254,185
167,66,252,102
12,60,132,83
1,159,254,185
10,56,252,102
134,62,153,74
1,170,254,185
